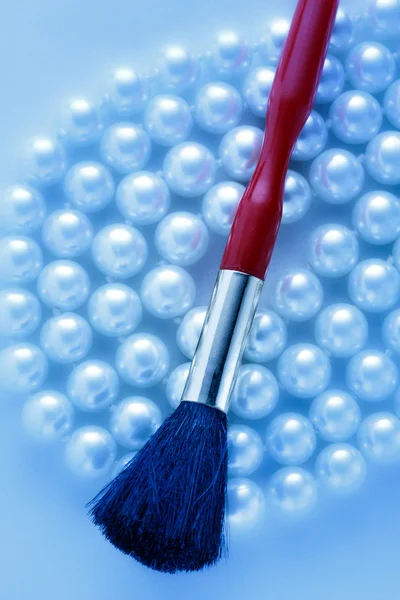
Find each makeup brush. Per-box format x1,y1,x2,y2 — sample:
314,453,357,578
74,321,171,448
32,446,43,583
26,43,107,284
89,0,339,574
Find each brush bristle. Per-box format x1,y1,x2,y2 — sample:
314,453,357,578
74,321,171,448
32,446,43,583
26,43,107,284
88,400,228,573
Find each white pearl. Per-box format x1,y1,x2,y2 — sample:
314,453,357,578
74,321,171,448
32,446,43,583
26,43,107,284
155,212,209,266
0,184,46,234
166,362,190,409
278,344,331,399
116,171,170,226
308,224,359,278
384,80,400,129
227,478,265,530
265,413,317,466
144,94,192,147
110,396,162,449
0,343,48,394
228,425,264,477
100,123,151,175
63,161,115,213
141,265,196,320
315,55,345,105
368,0,400,39
22,137,66,187
309,150,365,205
382,308,400,354
366,131,400,186
111,452,137,479
260,19,290,65
163,142,217,198
330,91,383,145
353,191,400,245
231,364,279,420
115,333,169,388
91,224,147,279
105,67,150,116
348,259,400,313
67,360,119,412
274,269,323,321
22,390,74,441
195,82,243,134
266,467,318,518
346,350,398,402
40,313,93,364
88,283,142,337
37,260,90,310
211,32,250,77
161,46,200,91
219,126,263,181
329,8,355,54
42,209,93,257
0,236,43,284
291,111,327,162
315,444,367,494
314,304,368,358
282,170,312,224
65,426,117,478
242,67,275,118
202,181,244,236
0,288,41,339
358,412,400,463
244,309,287,363
176,306,207,359
59,98,103,147
309,390,361,443
346,42,396,94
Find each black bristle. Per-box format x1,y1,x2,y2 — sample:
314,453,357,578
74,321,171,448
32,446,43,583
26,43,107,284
88,401,228,573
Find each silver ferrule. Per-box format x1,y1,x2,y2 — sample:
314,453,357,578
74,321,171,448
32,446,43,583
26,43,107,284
182,269,263,413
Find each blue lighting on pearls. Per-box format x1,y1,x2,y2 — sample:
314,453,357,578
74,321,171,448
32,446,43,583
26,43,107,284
260,19,290,65
314,304,368,358
195,82,243,134
366,131,400,186
0,343,48,394
67,360,119,412
211,32,250,77
166,362,190,409
308,225,359,278
274,269,323,321
227,478,265,530
282,170,312,224
329,8,355,54
231,364,279,420
242,66,275,118
59,98,103,147
115,333,169,388
220,126,263,181
202,181,244,235
163,142,217,197
358,412,400,464
88,283,142,337
109,396,162,449
0,236,43,284
22,390,74,442
1,184,46,234
42,209,93,258
91,224,148,279
40,312,93,364
330,91,383,145
292,111,328,162
176,306,207,359
278,343,331,399
368,0,400,39
22,137,67,187
266,467,318,518
100,123,152,175
315,55,345,105
65,426,117,478
353,191,400,245
309,390,361,443
382,309,400,354
63,161,115,213
309,150,364,205
384,80,400,129
265,413,317,466
155,212,209,266
228,425,264,477
116,171,170,226
141,265,196,319
315,444,367,495
105,67,150,116
348,259,400,313
0,288,41,339
346,350,398,402
37,260,90,310
144,94,193,147
161,47,200,91
244,309,287,363
346,42,396,94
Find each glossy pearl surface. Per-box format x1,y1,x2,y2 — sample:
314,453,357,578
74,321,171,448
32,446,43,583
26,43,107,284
265,413,317,466
315,55,345,104
358,412,400,464
309,390,361,443
0,236,43,284
278,344,331,399
384,80,400,129
329,8,355,54
65,426,117,478
141,265,196,319
100,123,151,174
111,452,137,479
22,137,66,187
227,478,265,530
37,260,90,310
314,304,368,358
382,309,400,354
195,82,243,134
260,18,290,65
155,212,209,266
366,132,400,186
353,191,400,245
115,333,169,388
0,343,48,394
368,0,400,39
242,67,275,117
91,224,147,279
161,46,199,91
176,306,207,359
67,360,120,412
274,269,323,322
228,425,264,477
346,42,395,94
110,396,162,449
40,313,93,364
282,170,312,224
105,67,149,116
0,288,41,339
59,98,103,146
291,111,327,162
116,171,170,226
348,259,400,313
163,142,217,197
267,467,318,517
231,364,279,420
330,91,382,145
244,309,287,363
88,283,142,337
22,391,74,441
315,444,367,494
309,150,364,205
211,32,250,77
219,126,263,182
1,185,46,234
308,224,359,278
63,161,115,213
42,209,93,257
144,94,192,147
166,362,190,409
202,181,244,235
346,350,398,402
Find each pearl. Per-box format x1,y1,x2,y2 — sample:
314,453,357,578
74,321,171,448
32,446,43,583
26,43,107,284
291,111,327,162
163,142,217,198
91,224,148,279
0,236,43,283
100,123,151,175
115,333,169,388
202,181,244,235
309,150,365,205
330,91,383,145
155,212,209,266
211,32,250,77
110,396,162,449
266,467,318,517
228,425,264,477
315,444,367,494
227,478,265,530
260,19,290,65
384,80,400,129
0,185,46,234
348,259,400,313
144,95,192,147
105,67,149,116
274,269,323,322
67,360,119,412
219,126,263,181
111,452,137,479
315,55,345,105
282,170,312,224
42,209,93,257
59,98,103,147
195,82,242,134
394,237,400,271
366,132,400,186
266,413,317,466
329,8,355,54
242,67,275,118
40,313,93,364
346,42,396,94
309,390,361,443
63,161,115,213
88,283,142,337
22,137,66,187
22,390,74,442
161,46,200,91
353,191,400,245
308,225,359,278
382,309,400,354
278,344,331,399
37,260,90,310
314,304,368,358
368,0,400,40
166,362,190,409
231,364,279,420
347,350,398,402
358,412,400,463
116,171,170,226
176,306,207,359
65,426,117,478
244,309,287,363
141,265,196,320
0,343,48,394
0,288,41,339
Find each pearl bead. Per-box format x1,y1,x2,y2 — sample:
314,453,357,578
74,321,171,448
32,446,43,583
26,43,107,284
384,80,400,129
382,309,400,354
163,142,217,198
394,237,400,271
63,161,115,213
22,137,66,187
144,95,192,147
40,313,92,364
195,83,242,134
309,390,361,443
242,67,275,118
260,19,290,65
59,98,103,147
227,478,265,530
308,224,359,278
329,8,355,54
161,46,200,91
278,344,331,399
353,191,400,245
266,413,317,466
0,288,41,339
65,426,117,478
22,391,74,442
347,350,398,402
91,224,147,279
315,55,345,105
100,123,151,175
67,360,119,412
115,333,169,388
309,150,365,205
37,260,90,310
155,212,209,266
315,444,367,494
116,171,170,226
0,236,43,284
346,42,396,94
88,283,142,337
220,126,263,181
112,452,137,479
366,131,400,186
358,412,400,463
110,396,162,449
0,343,48,394
368,0,400,40
228,425,264,477
166,362,190,409
202,181,244,235
291,111,327,162
266,467,318,517
244,309,287,363
231,364,279,420
105,67,149,116
330,91,382,145
1,185,46,234
314,304,368,358
274,269,323,322
176,306,207,359
42,209,93,257
211,32,250,77
348,259,400,313
141,265,196,320
282,170,312,224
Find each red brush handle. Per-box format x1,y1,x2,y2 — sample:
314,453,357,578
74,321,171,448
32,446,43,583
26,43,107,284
220,0,339,280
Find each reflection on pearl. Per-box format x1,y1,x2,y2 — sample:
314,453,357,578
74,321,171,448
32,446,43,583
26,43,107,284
65,426,117,478
155,212,209,266
368,0,400,39
315,444,367,494
141,265,196,319
244,309,287,363
202,181,244,235
346,42,395,94
144,94,192,147
176,306,207,359
315,55,345,104
63,161,115,213
161,46,200,91
0,288,41,339
227,478,265,530
67,360,119,412
291,111,327,162
278,343,331,399
115,333,169,388
243,67,275,117
382,309,400,354
88,283,142,337
166,362,190,409
116,171,170,225
260,19,290,65
100,123,151,174
0,236,43,283
110,396,162,449
0,343,48,394
282,170,312,224
195,82,242,134
329,8,355,54
330,91,382,145
105,67,149,116
384,80,400,129
228,425,264,477
91,224,147,279
358,412,400,463
274,269,323,321
1,184,46,234
112,452,137,479
366,132,400,186
40,313,93,364
309,390,361,443
348,259,400,313
266,413,317,466
231,364,279,420
309,150,364,205
308,224,359,278
347,350,398,402
266,467,318,517
42,209,93,257
22,390,74,441
163,142,217,197
211,32,250,77
37,260,90,310
22,137,66,187
353,191,400,245
59,98,103,147
314,304,368,358
220,126,263,182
